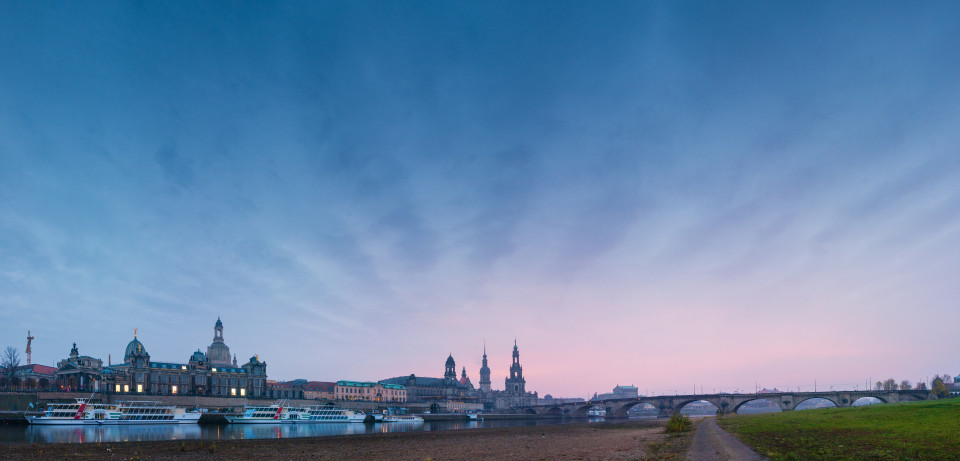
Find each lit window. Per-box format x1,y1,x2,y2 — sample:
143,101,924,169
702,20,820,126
115,384,120,393
124,384,129,393
182,366,187,370
240,388,246,396
172,385,178,394
231,388,237,396
212,368,217,372
136,384,143,393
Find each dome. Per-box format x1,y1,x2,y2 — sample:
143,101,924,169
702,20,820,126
124,338,147,360
190,350,207,363
445,354,455,367
215,317,223,328
207,341,232,365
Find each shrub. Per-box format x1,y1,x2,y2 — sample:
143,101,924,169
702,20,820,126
666,414,693,433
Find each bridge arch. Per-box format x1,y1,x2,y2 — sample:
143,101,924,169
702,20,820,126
570,403,596,418
607,400,661,418
676,399,721,416
731,397,782,414
794,397,838,410
523,408,538,415
543,406,563,417
852,396,886,406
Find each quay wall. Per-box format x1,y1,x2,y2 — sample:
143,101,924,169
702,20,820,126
0,393,37,412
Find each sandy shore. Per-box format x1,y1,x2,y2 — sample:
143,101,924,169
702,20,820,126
1,419,694,460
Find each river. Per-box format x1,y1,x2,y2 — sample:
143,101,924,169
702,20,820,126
0,417,645,444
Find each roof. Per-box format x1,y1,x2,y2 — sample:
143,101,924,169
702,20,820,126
337,380,377,388
150,362,187,370
15,364,57,376
380,376,466,389
304,381,336,391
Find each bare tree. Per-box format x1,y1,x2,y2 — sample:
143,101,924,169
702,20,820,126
882,378,897,391
899,380,912,390
1,347,20,380
874,381,883,391
915,380,928,391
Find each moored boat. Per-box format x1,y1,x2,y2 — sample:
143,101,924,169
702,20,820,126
27,399,201,425
383,414,424,423
226,403,367,424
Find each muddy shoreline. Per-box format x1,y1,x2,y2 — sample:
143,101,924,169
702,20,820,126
0,419,693,460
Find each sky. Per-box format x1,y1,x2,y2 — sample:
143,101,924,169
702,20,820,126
2,1,960,398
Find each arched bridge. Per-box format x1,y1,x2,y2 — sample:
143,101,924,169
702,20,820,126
524,390,931,418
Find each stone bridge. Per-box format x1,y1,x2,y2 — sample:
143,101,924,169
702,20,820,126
524,390,931,417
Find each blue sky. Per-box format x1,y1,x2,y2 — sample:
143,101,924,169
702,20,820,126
2,2,960,396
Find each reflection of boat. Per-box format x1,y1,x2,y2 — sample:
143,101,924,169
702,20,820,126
383,415,424,423
586,408,606,417
226,404,367,424
28,399,200,425
467,413,480,421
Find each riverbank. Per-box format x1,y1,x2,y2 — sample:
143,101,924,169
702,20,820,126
717,397,960,460
1,419,693,460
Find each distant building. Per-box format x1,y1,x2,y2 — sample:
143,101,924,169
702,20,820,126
52,318,269,397
335,380,406,403
539,394,584,405
302,381,337,400
475,341,539,410
11,364,57,390
380,354,477,404
266,380,305,399
592,385,639,400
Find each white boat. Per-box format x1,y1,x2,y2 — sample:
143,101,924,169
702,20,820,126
28,399,201,425
226,404,367,424
299,405,367,423
383,414,424,423
587,408,606,417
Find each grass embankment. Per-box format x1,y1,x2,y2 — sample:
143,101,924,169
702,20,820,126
718,397,960,460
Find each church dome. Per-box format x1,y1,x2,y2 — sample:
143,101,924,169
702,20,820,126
190,350,207,363
124,337,147,360
207,341,231,365
445,354,455,367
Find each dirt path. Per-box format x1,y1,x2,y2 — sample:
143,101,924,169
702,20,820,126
686,418,767,461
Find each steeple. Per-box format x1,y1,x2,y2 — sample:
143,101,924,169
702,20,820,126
479,341,492,392
505,340,526,395
444,354,456,381
213,317,224,342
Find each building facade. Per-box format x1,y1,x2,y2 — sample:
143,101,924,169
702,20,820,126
303,381,337,400
53,318,269,398
380,354,477,404
335,380,406,402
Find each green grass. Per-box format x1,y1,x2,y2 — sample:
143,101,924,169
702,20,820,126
717,398,960,460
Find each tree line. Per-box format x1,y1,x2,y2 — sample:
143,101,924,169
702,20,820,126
0,347,52,391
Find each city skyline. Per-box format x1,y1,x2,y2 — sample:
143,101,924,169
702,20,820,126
3,2,960,397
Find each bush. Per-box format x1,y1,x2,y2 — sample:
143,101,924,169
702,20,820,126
666,413,693,433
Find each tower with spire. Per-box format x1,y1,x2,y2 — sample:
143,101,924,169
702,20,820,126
504,339,526,395
206,317,232,365
479,342,492,392
443,353,456,382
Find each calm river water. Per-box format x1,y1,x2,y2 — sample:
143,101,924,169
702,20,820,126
0,417,635,444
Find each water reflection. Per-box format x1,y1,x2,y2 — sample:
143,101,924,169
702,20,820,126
4,418,590,444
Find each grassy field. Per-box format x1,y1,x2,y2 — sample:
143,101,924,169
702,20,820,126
717,397,960,460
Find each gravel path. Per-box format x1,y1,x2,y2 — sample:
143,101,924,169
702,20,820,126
686,418,768,461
